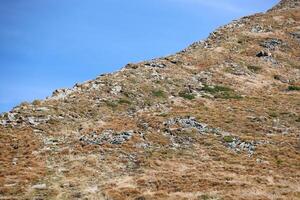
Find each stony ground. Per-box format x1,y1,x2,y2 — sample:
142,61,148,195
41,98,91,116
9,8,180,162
1,0,300,199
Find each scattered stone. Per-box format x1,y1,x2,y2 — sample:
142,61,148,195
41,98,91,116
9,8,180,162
251,25,265,33
28,116,50,126
251,25,272,33
145,62,166,68
223,136,260,156
164,116,207,133
111,85,122,95
49,88,73,100
261,38,283,50
80,130,134,145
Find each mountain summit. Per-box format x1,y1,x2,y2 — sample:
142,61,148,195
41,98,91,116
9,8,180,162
1,1,300,199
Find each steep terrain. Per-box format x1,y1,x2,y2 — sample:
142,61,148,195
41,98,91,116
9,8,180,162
1,1,300,199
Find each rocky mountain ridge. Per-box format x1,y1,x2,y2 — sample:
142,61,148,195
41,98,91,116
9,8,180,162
1,0,300,199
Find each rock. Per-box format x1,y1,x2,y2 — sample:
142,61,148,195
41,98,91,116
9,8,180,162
256,50,278,64
28,117,38,126
0,120,7,126
35,107,50,112
80,130,134,145
48,88,73,100
164,116,207,133
251,25,265,33
12,158,18,165
111,85,122,95
256,50,270,57
223,136,257,156
145,62,166,68
7,113,16,122
274,75,289,83
111,131,133,144
32,184,47,190
291,31,300,42
261,38,283,50
28,116,50,126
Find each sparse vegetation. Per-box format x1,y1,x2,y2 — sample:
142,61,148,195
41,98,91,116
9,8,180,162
1,2,300,200
152,89,166,98
247,65,262,73
202,85,232,93
32,100,42,106
105,101,118,109
117,98,131,105
223,136,234,143
202,85,242,99
288,85,300,91
268,111,279,118
179,91,195,100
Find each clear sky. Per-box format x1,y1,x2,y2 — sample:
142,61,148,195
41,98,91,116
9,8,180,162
0,0,278,113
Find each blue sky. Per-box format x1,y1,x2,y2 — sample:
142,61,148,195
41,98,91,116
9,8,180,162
0,0,278,112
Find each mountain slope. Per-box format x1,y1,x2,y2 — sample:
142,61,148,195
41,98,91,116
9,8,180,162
1,1,300,199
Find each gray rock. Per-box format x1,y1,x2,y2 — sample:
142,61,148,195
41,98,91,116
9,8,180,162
49,88,73,100
7,113,16,122
291,31,300,42
274,75,289,83
111,131,133,144
80,130,134,145
224,136,257,156
251,25,272,33
164,116,207,133
0,120,7,126
28,116,50,126
251,25,265,33
111,85,122,95
145,62,166,68
261,38,283,50
32,184,47,190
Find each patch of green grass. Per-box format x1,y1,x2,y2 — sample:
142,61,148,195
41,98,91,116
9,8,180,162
247,65,262,73
179,91,195,100
223,136,234,143
152,90,166,98
288,85,300,91
117,98,131,105
202,85,242,99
